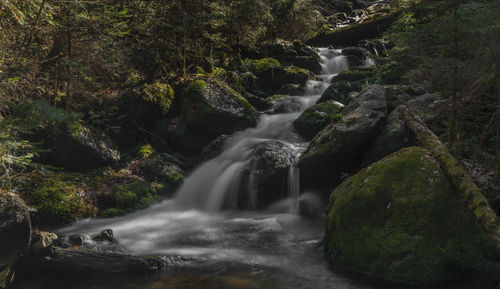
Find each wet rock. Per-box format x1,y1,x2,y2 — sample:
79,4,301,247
91,229,113,242
242,92,270,111
17,247,164,276
331,66,377,82
68,234,84,246
30,231,60,255
325,147,499,284
299,85,387,190
241,140,297,209
276,84,306,96
267,95,304,114
38,121,120,171
294,101,344,140
341,46,369,58
201,134,230,161
318,81,353,105
0,193,31,288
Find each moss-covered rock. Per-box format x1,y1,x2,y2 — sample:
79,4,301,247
325,147,498,284
0,193,31,288
294,101,344,140
181,79,259,136
310,11,401,46
318,81,354,104
97,181,159,217
361,106,413,166
38,121,120,171
243,58,313,94
299,85,387,190
132,153,186,195
142,82,175,115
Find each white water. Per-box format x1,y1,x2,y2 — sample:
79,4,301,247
57,48,355,289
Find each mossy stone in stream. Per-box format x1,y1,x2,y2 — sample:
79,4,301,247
325,147,498,284
294,101,344,140
318,81,353,104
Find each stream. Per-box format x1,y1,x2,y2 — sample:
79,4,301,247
14,47,488,289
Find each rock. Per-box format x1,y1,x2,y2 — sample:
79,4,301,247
39,121,120,171
243,58,313,94
152,117,213,156
17,247,164,276
294,101,344,140
30,231,60,255
68,234,84,246
242,92,270,111
91,229,113,242
384,85,412,111
310,11,400,46
276,84,306,96
341,46,369,58
325,147,498,284
276,55,323,74
406,94,445,123
242,140,297,208
267,95,304,114
331,66,377,82
201,135,230,161
344,55,365,67
361,106,413,166
132,153,186,192
182,79,259,136
299,85,387,190
318,81,353,104
0,193,31,288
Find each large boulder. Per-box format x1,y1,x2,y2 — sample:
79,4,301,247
39,121,120,171
310,11,401,46
0,193,31,288
241,140,297,209
181,79,259,136
294,101,344,140
243,58,313,94
132,153,186,195
361,106,413,166
299,85,387,190
325,147,498,284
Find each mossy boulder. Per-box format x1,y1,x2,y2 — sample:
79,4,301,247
361,106,414,166
119,82,175,129
325,147,498,284
0,193,31,288
243,58,313,94
181,79,259,136
39,121,120,171
97,181,160,217
294,101,344,140
132,153,186,195
266,95,304,114
299,85,387,190
310,11,401,46
318,81,354,104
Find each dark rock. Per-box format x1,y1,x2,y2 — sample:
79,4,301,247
384,85,412,112
242,92,270,111
294,101,344,140
182,79,259,136
331,66,377,82
18,247,164,276
341,46,369,58
201,135,230,161
361,106,414,166
132,153,186,192
91,229,113,242
276,84,306,96
345,55,365,67
309,11,400,46
0,193,31,288
68,235,84,246
325,147,499,284
267,95,304,114
39,122,120,171
299,85,388,190
318,81,353,105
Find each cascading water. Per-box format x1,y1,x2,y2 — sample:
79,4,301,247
55,48,359,289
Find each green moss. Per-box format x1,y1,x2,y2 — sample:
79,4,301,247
143,82,175,115
243,58,281,75
319,81,353,104
98,181,159,217
294,101,343,140
334,67,377,82
325,147,497,284
26,176,96,224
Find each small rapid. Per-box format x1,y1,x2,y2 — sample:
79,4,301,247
54,48,360,289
